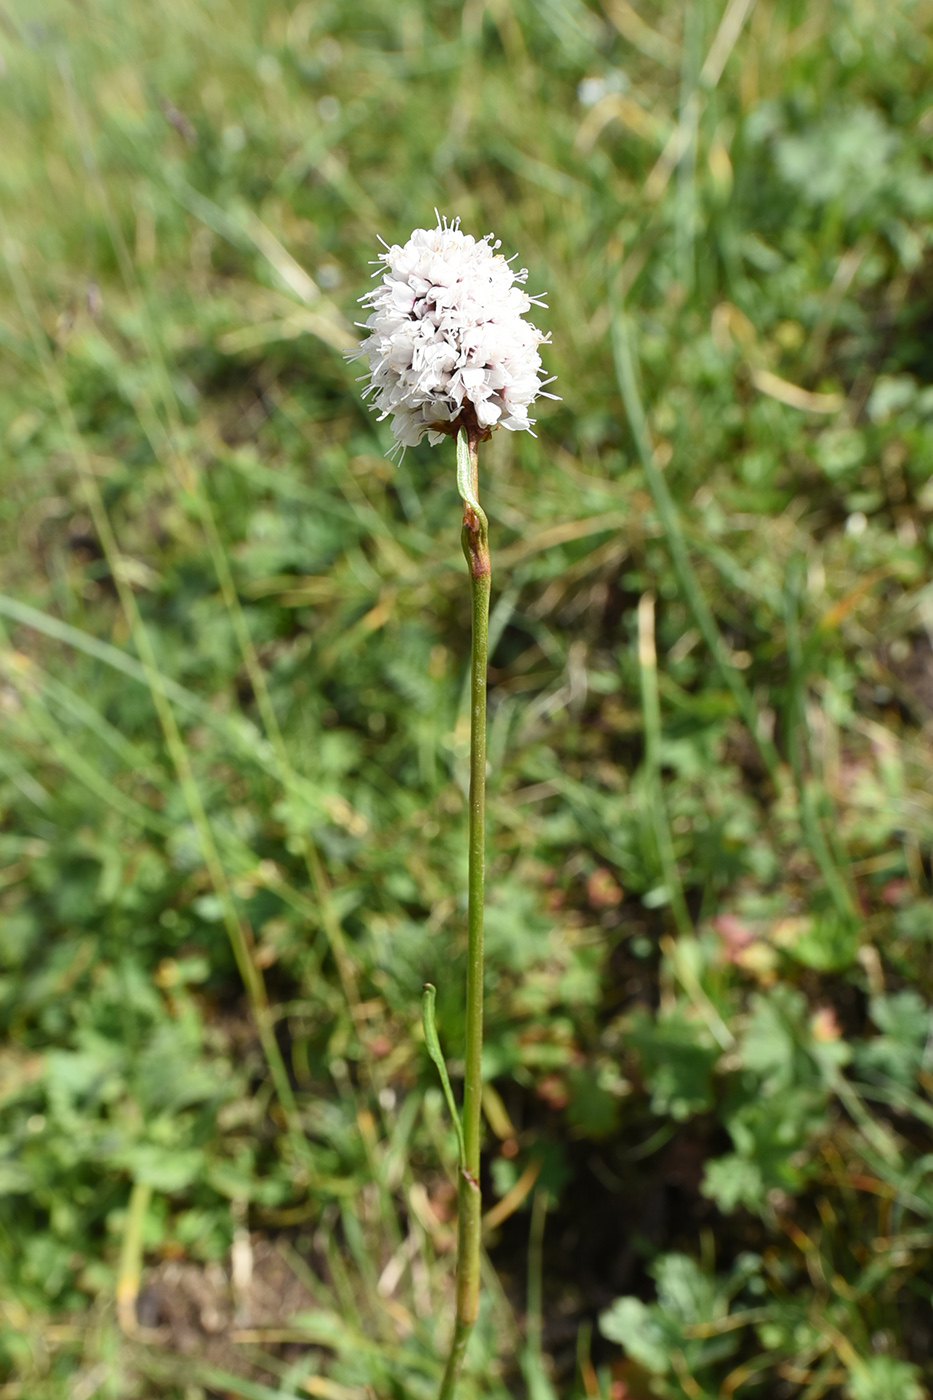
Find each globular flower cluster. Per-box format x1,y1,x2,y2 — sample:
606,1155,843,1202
354,215,554,456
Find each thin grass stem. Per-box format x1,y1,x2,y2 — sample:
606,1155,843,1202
782,561,857,921
610,298,780,779
523,1187,548,1393
637,593,692,935
116,1180,152,1336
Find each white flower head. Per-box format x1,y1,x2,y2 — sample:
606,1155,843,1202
353,213,556,458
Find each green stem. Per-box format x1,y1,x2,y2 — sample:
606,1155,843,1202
439,428,490,1400
637,592,692,936
783,562,856,921
524,1186,547,1372
116,1180,152,1335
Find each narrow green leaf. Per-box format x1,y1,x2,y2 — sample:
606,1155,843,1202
422,983,466,1167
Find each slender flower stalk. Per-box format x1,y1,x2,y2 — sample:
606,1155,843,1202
436,425,491,1397
354,214,554,1395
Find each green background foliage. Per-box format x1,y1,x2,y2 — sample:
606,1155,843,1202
2,0,933,1396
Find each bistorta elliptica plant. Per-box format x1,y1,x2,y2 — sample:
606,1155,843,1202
354,214,554,1397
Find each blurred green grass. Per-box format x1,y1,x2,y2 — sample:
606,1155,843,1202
2,0,933,1396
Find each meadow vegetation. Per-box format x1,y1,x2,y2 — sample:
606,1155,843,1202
2,0,933,1396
